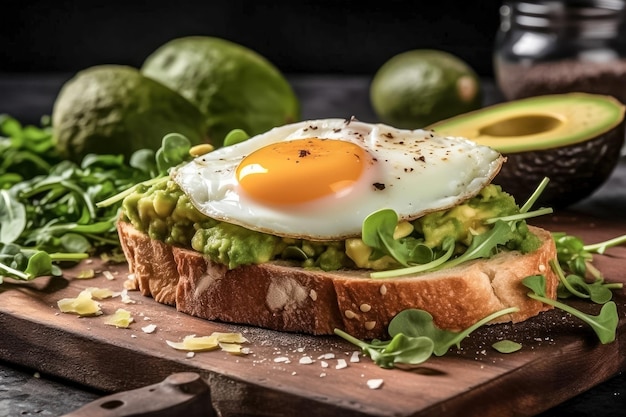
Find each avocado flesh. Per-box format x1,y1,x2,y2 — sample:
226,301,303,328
428,93,626,207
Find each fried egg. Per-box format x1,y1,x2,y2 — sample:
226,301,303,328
171,118,504,240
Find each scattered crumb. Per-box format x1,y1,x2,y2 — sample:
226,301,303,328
299,356,314,365
367,379,384,389
119,289,136,304
75,269,95,279
141,324,157,334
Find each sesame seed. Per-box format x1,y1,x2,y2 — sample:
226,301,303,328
379,285,387,296
309,289,318,301
344,310,357,319
364,321,376,330
360,303,372,312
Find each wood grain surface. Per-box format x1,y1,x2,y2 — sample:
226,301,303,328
0,211,625,417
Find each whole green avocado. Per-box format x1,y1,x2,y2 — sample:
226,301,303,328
141,36,301,147
52,65,208,162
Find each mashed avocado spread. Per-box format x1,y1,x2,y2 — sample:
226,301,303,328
120,179,541,271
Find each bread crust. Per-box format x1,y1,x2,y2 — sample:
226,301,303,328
117,221,558,340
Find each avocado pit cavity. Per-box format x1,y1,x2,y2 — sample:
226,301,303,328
429,93,626,207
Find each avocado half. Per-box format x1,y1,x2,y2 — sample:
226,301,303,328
428,93,625,207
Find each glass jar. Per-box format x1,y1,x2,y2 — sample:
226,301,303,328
494,0,626,103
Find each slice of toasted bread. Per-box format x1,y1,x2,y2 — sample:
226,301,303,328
117,220,558,340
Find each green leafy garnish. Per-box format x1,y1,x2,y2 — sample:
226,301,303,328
363,179,556,279
553,232,626,282
522,275,618,344
0,189,26,243
492,340,522,353
0,115,197,283
362,209,413,267
223,128,250,147
333,330,434,369
155,133,194,175
0,242,87,283
367,215,514,279
335,307,518,368
341,176,622,369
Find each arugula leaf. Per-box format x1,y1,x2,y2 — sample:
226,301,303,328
434,220,513,270
0,115,191,283
363,207,518,279
370,237,454,279
522,275,618,344
0,189,26,243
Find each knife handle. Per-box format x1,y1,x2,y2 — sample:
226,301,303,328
61,372,216,417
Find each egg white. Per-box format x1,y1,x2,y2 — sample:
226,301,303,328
171,118,504,240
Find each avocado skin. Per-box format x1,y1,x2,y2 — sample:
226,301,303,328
497,123,624,207
428,93,626,208
52,65,208,163
370,49,483,129
141,36,301,147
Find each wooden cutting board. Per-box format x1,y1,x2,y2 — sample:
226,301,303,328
1,211,625,417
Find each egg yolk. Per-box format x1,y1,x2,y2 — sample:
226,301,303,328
236,138,368,205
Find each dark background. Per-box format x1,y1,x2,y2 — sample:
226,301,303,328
1,0,504,77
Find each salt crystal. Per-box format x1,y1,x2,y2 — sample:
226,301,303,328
367,379,384,389
299,356,314,365
141,324,157,334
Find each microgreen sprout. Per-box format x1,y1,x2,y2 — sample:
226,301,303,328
341,175,623,369
334,307,518,368
552,232,626,282
519,176,550,213
492,340,522,353
364,178,555,279
523,275,618,344
0,115,195,283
